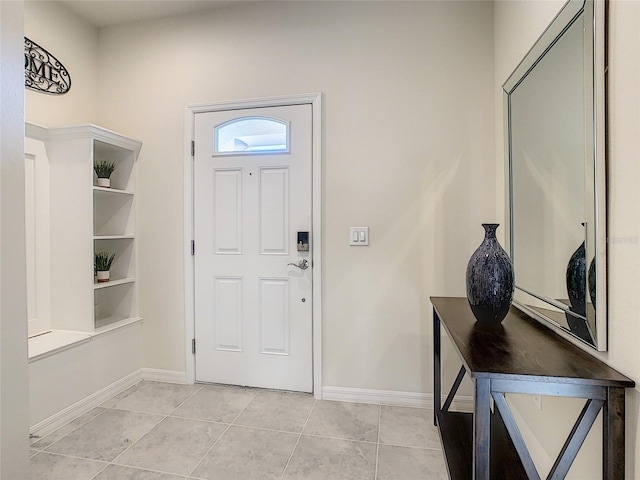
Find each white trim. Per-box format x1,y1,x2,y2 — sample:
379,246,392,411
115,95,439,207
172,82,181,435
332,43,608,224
30,367,187,439
187,93,321,113
28,330,92,362
322,386,474,412
310,95,323,399
26,122,142,157
28,319,143,361
141,368,189,384
47,124,142,155
184,107,196,385
184,93,323,396
29,370,143,438
25,122,50,141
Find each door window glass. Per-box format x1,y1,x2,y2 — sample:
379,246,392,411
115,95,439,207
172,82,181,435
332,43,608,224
215,117,289,154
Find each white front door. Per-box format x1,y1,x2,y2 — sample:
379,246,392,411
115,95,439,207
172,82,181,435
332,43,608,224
193,104,312,392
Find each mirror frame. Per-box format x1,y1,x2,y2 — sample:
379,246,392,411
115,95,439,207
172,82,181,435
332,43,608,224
503,0,607,350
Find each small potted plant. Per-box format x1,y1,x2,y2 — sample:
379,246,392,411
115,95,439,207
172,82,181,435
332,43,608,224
95,252,115,283
94,160,116,188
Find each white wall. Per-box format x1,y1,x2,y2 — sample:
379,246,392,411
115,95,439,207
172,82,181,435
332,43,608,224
495,0,640,477
0,1,30,477
94,1,496,393
25,1,98,126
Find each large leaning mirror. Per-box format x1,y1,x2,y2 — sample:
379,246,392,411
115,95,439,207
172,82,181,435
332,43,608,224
503,0,607,350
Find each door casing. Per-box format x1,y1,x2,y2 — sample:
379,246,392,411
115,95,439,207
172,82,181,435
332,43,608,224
184,93,323,397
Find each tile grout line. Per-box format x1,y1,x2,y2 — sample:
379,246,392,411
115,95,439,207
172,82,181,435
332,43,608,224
229,389,259,426
279,396,317,479
88,460,193,480
166,383,206,417
185,388,259,478
291,432,378,445
41,383,187,480
176,413,236,478
35,380,148,480
87,462,110,480
35,384,446,479
42,380,199,466
99,382,205,473
31,450,110,464
32,407,110,452
108,461,193,479
31,450,110,480
188,419,303,436
107,412,169,466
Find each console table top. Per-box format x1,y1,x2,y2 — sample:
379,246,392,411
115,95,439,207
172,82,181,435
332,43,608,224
431,297,634,387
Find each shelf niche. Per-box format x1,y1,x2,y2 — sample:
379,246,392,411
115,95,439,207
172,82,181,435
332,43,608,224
93,191,134,237
94,237,135,284
93,139,135,191
94,282,138,330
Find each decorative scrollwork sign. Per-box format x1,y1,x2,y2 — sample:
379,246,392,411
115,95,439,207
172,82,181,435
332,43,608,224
24,37,71,95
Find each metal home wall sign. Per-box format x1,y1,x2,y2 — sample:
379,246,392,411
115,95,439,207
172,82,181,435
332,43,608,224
24,37,71,95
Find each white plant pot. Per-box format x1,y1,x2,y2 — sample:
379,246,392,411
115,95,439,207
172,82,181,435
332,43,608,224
97,177,111,188
96,270,110,283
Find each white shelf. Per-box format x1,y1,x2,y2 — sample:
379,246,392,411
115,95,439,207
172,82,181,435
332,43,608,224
94,235,135,240
28,319,143,362
93,186,134,196
94,315,142,333
93,277,135,289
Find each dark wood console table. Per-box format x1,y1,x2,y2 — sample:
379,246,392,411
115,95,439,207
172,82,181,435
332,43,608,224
431,297,635,480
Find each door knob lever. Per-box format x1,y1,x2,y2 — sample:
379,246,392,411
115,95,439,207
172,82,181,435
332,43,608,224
287,259,309,270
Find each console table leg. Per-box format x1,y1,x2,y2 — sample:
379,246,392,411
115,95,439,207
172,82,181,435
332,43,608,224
433,309,441,427
474,378,491,480
603,387,625,479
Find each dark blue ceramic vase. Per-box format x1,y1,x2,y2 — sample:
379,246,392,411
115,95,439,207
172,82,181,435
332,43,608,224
466,224,515,325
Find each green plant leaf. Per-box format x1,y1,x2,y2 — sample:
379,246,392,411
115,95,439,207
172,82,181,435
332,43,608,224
94,160,117,179
95,251,116,271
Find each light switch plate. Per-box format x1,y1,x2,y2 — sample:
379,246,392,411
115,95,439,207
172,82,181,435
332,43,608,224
349,227,369,246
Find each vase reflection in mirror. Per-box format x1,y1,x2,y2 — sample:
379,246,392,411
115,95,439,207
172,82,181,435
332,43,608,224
466,224,515,326
566,240,587,317
565,234,596,344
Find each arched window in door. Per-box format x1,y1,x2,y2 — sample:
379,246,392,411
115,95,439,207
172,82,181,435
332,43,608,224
215,116,289,154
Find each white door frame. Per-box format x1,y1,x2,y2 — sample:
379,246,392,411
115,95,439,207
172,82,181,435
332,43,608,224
184,93,323,397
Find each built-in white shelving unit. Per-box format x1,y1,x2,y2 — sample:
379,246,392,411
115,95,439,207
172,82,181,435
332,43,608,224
26,123,146,436
32,124,142,338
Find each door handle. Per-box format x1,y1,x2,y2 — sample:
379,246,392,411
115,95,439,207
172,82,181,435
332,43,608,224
287,259,309,270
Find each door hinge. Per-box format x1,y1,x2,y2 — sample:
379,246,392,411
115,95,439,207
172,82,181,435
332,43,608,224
191,140,195,156
192,338,196,354
191,240,195,256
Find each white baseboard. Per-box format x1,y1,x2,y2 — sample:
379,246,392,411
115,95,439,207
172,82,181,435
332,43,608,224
34,374,465,442
141,368,188,384
30,368,190,439
30,369,143,438
322,386,473,412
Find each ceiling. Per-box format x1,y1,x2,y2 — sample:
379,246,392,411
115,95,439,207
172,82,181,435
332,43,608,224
56,0,243,28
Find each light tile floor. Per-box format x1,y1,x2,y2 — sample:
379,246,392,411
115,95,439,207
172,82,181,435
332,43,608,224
30,381,448,480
